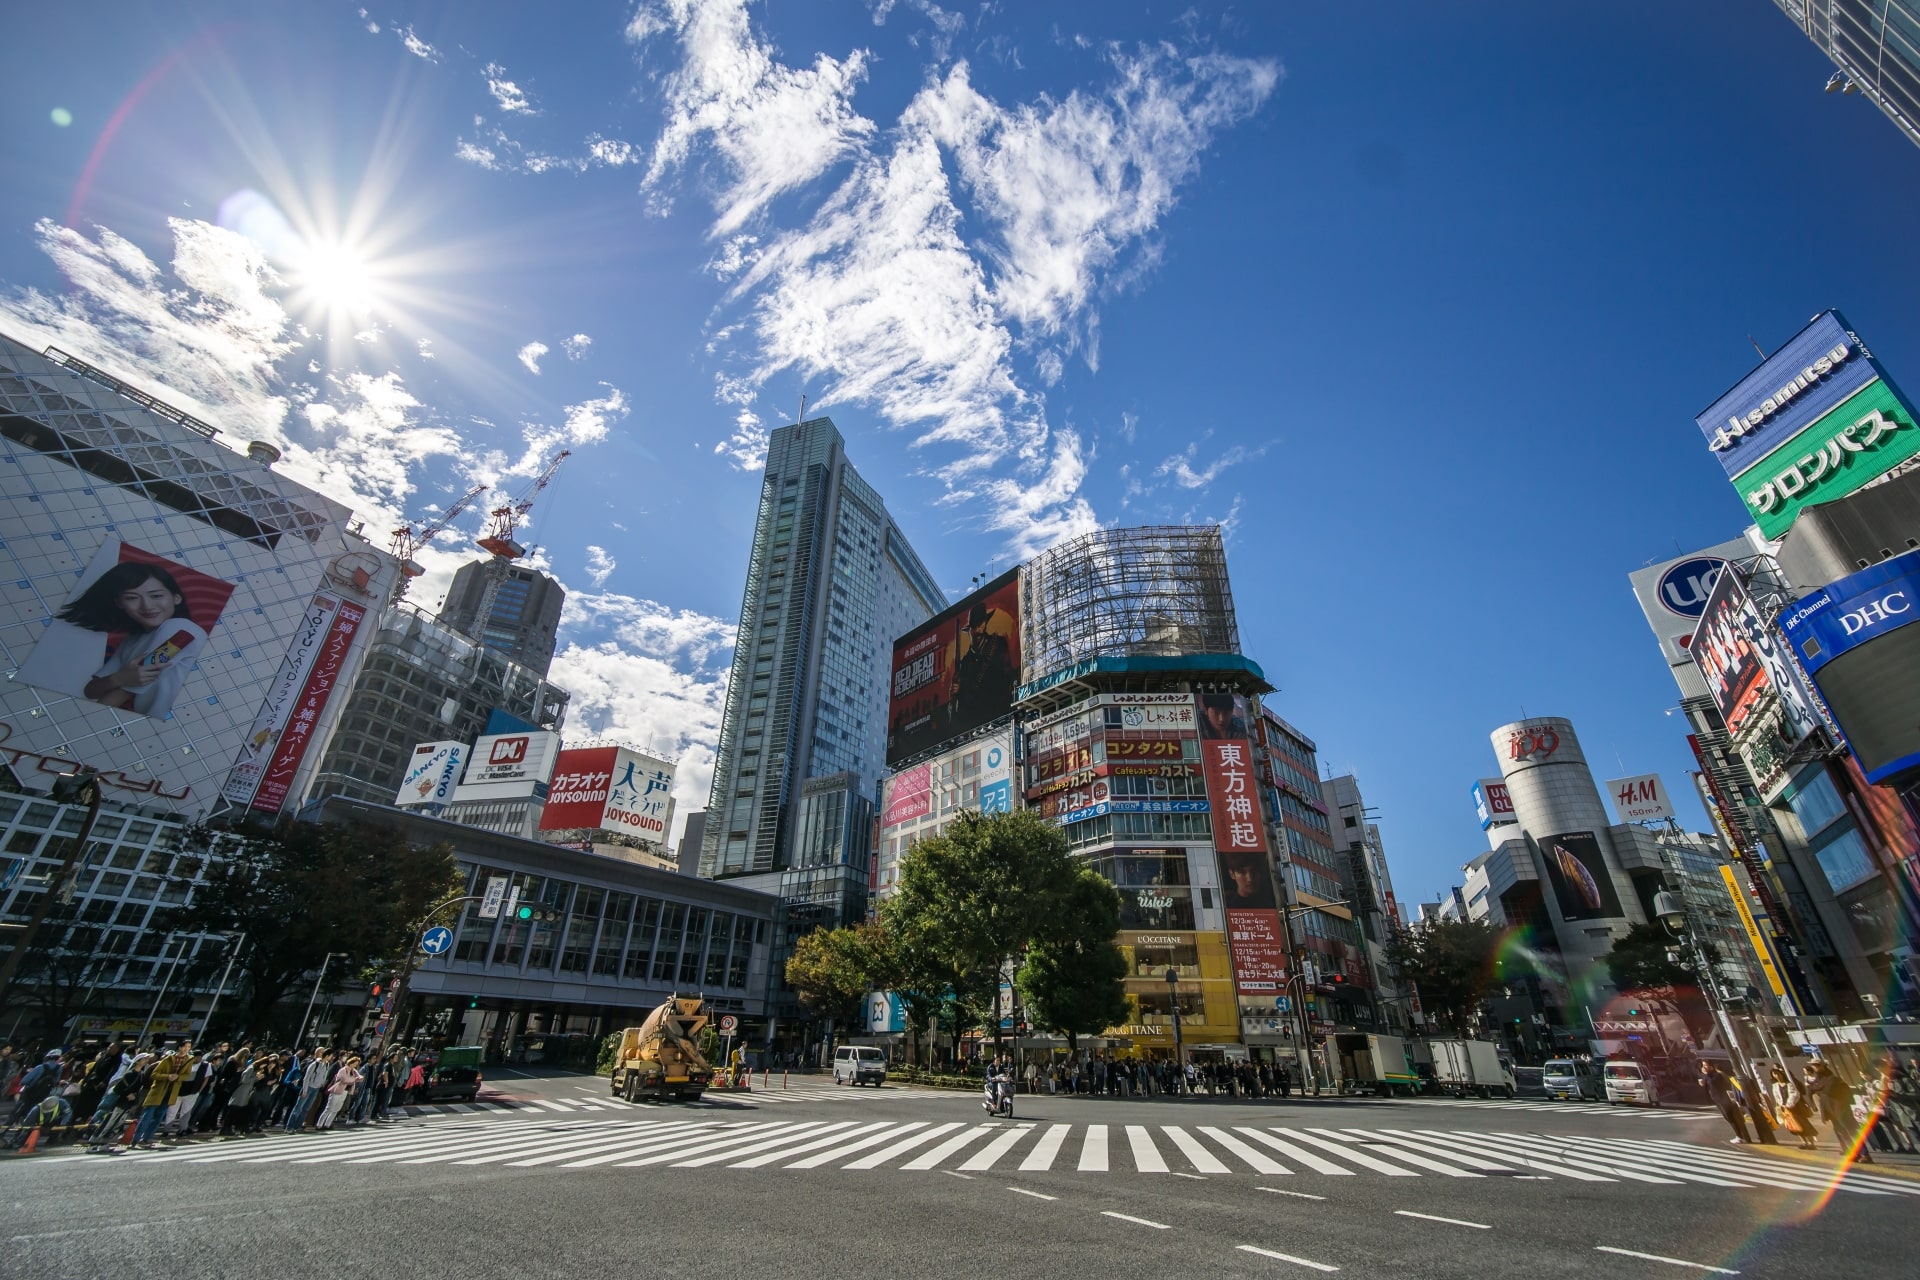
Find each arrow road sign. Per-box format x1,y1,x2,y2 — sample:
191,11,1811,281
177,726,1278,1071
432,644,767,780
420,925,454,956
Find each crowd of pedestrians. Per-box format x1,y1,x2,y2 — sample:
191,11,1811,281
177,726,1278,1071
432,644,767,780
1698,1054,1920,1160
0,1038,450,1152
1020,1054,1300,1099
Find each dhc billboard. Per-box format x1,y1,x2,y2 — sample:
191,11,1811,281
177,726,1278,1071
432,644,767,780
1779,548,1920,784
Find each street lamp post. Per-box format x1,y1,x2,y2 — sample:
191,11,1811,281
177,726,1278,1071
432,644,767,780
197,932,248,1041
137,933,189,1047
0,768,104,1010
1655,890,1757,1083
297,951,347,1049
1163,965,1185,1094
374,894,484,1054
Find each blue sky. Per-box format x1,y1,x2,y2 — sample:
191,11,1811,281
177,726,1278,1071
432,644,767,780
3,1,1918,904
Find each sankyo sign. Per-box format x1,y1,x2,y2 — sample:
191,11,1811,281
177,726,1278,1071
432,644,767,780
1735,378,1920,539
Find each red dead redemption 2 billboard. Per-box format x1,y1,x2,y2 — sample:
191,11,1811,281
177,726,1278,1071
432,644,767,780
886,568,1020,766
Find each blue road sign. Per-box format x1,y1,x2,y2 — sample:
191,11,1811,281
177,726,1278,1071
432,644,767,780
420,925,454,956
1274,996,1291,1014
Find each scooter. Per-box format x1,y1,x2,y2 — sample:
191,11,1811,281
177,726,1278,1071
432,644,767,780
983,1072,1014,1118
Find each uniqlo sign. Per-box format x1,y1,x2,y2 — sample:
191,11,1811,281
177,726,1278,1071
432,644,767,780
1202,739,1268,855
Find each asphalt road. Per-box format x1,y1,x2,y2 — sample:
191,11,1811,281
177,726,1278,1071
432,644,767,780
4,1074,1910,1280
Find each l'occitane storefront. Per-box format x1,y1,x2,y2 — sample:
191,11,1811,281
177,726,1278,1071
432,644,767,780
1111,930,1240,1056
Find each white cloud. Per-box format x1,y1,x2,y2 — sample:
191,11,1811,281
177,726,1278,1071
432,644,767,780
584,545,617,586
416,337,435,359
517,340,548,373
455,139,501,170
635,2,1278,553
562,333,592,360
714,406,767,469
1155,441,1264,489
485,62,537,115
401,26,438,61
630,0,876,235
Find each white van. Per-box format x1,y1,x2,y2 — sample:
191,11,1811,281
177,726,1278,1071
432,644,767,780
1604,1060,1661,1107
833,1045,888,1087
1542,1057,1603,1101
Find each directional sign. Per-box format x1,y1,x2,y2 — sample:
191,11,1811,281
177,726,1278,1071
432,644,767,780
479,876,508,920
718,1014,739,1034
1274,996,1292,1014
419,925,454,956
505,884,522,922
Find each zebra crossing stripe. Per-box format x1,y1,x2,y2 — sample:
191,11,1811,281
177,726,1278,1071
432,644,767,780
1339,1129,1513,1174
560,1121,775,1168
1077,1124,1109,1172
901,1125,994,1171
1019,1123,1071,1172
1164,1126,1231,1174
1570,1136,1893,1195
1398,1130,1624,1183
1283,1130,1417,1176
461,1122,693,1167
1233,1128,1352,1175
352,1122,609,1166
844,1122,965,1169
1639,1138,1919,1196
505,1123,717,1168
1126,1125,1169,1173
621,1123,830,1168
776,1122,928,1169
1197,1126,1289,1174
958,1125,1036,1171
1532,1136,1750,1189
677,1121,859,1167
728,1121,891,1168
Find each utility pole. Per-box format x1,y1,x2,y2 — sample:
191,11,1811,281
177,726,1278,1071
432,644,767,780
297,952,346,1049
371,895,484,1054
0,769,103,1011
198,932,248,1040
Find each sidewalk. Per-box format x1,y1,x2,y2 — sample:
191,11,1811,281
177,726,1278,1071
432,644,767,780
1738,1140,1920,1181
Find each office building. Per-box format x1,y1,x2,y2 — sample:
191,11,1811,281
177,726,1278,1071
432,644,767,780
1773,1,1920,152
1319,773,1413,1031
438,561,565,678
307,605,570,807
699,417,944,879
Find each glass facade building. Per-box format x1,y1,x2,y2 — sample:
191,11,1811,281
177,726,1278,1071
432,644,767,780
1774,0,1920,151
700,417,943,878
438,561,565,677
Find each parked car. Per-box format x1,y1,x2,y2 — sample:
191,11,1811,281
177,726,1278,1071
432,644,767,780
420,1046,484,1103
833,1045,888,1087
1542,1057,1604,1101
1604,1060,1661,1107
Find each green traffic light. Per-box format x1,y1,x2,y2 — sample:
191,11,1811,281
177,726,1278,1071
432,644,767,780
517,906,533,919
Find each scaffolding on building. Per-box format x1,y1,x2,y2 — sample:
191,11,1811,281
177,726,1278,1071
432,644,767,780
1019,525,1241,685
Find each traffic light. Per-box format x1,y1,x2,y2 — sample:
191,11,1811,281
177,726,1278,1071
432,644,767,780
369,980,383,999
468,996,480,1010
516,905,532,920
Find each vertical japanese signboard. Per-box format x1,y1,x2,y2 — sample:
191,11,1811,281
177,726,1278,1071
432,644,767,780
221,592,341,806
1202,730,1288,993
249,599,366,813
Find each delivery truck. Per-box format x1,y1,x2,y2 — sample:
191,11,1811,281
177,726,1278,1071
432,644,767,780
1418,1037,1515,1098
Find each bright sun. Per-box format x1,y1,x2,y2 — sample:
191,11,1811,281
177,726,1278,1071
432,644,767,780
290,239,381,315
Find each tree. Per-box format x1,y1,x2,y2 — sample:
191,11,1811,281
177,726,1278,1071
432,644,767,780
884,810,1106,1050
1606,922,1699,1009
1016,867,1131,1052
177,818,460,1038
785,919,897,1026
1383,919,1502,1035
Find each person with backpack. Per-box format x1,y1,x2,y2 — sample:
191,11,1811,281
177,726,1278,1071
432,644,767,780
9,1050,65,1124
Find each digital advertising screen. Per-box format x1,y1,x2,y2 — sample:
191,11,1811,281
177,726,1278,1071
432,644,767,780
886,567,1019,765
1537,830,1624,922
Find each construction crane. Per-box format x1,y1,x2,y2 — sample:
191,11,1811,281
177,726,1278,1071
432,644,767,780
468,449,571,649
387,482,489,605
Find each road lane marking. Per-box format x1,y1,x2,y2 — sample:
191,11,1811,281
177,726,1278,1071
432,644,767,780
1238,1244,1338,1272
844,1122,962,1169
1235,1128,1354,1176
778,1122,925,1168
959,1124,1036,1171
1019,1123,1070,1171
1394,1210,1490,1229
1198,1125,1289,1174
1594,1247,1738,1274
1280,1130,1416,1176
943,1170,974,1179
675,1121,858,1166
1102,1211,1170,1229
1078,1124,1109,1172
1126,1125,1168,1173
1007,1186,1057,1200
1342,1129,1514,1172
1164,1125,1231,1174
901,1125,992,1170
1256,1186,1325,1201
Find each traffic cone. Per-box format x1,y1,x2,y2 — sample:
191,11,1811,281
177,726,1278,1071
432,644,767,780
21,1125,40,1153
121,1119,138,1146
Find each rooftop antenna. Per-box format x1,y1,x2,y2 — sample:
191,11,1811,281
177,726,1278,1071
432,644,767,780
797,392,808,426
1748,335,1767,360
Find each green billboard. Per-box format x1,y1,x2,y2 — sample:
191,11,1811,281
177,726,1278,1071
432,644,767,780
1733,377,1920,539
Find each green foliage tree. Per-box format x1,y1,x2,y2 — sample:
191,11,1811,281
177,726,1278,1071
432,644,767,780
178,818,461,1038
1606,921,1700,1009
1383,918,1502,1035
785,919,897,1026
1016,867,1131,1052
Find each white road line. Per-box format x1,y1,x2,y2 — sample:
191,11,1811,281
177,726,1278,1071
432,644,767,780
1102,1211,1170,1230
1126,1125,1169,1173
561,1122,777,1168
1078,1124,1110,1172
675,1121,858,1167
1164,1125,1231,1174
1279,1130,1416,1176
900,1125,992,1170
844,1122,963,1169
958,1124,1035,1172
1256,1186,1326,1201
1198,1126,1289,1175
1007,1187,1056,1200
1235,1128,1355,1176
505,1124,717,1168
1594,1246,1739,1274
729,1121,892,1168
1637,1137,1919,1196
532,1099,573,1112
1306,1128,1480,1178
1525,1136,1754,1189
1394,1210,1490,1229
621,1123,827,1168
1019,1123,1071,1171
1340,1129,1514,1173
1238,1244,1338,1272
1403,1130,1622,1183
943,1170,975,1180
455,1123,691,1167
784,1122,928,1169
1580,1137,1892,1196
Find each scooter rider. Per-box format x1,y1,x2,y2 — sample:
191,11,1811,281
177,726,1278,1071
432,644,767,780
983,1054,1014,1116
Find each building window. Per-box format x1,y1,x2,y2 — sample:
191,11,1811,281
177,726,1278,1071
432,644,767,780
1812,827,1878,894
1786,770,1847,838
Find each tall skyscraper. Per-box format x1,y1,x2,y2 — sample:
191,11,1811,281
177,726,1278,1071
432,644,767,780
700,417,945,879
1773,1,1920,151
439,561,565,677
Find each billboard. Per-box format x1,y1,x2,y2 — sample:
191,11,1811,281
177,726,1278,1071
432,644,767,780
1471,778,1515,830
1780,547,1920,783
1605,773,1674,823
1733,379,1920,539
1696,311,1880,479
453,729,561,802
1627,540,1748,672
886,567,1019,766
1536,830,1624,921
1198,732,1288,993
1691,567,1820,743
538,745,676,839
880,762,933,830
394,741,467,807
16,537,235,721
220,592,347,806
247,597,366,813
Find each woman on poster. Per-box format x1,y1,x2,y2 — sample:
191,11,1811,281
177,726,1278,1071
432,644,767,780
59,562,209,718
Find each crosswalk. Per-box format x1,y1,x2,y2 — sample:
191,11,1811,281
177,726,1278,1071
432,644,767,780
1414,1098,1715,1123
84,1116,1916,1196
506,1081,962,1114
